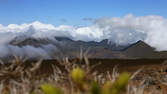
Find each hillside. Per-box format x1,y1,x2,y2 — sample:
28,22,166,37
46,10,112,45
8,36,167,59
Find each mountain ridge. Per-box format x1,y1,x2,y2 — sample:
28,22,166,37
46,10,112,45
8,36,167,59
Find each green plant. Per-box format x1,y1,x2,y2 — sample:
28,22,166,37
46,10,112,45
40,67,130,94
41,84,63,94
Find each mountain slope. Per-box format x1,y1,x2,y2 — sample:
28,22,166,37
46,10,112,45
8,37,167,59
123,40,167,59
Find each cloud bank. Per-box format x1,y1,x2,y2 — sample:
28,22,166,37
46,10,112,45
0,14,167,59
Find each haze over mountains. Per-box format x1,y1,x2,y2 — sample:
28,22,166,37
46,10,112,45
8,36,167,59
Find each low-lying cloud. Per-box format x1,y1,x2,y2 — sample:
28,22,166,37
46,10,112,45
0,14,167,59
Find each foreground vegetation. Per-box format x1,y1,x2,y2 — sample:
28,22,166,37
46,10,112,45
0,56,166,94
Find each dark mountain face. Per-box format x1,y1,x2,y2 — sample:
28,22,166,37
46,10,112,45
123,40,154,50
11,37,51,47
55,37,128,51
122,40,155,58
123,40,167,59
9,37,167,59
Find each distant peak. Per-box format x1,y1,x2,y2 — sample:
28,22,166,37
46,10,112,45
100,39,108,43
135,40,149,45
136,40,145,43
122,40,154,51
55,36,73,41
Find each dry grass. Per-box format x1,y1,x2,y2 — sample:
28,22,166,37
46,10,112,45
0,56,166,94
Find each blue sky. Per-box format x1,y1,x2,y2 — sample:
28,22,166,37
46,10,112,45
0,0,167,25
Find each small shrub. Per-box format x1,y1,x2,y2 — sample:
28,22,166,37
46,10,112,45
41,84,63,94
40,67,130,94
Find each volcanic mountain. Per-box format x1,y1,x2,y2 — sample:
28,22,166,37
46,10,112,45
9,36,167,59
122,40,167,59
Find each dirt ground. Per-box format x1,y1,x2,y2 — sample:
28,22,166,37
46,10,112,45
32,59,167,73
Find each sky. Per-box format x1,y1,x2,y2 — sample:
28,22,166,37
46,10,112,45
0,0,167,25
